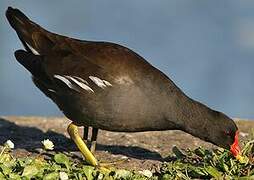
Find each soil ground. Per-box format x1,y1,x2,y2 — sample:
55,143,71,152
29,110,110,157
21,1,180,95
0,116,253,171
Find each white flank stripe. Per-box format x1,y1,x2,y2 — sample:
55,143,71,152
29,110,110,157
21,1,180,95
89,76,112,88
103,80,112,86
73,76,88,84
26,43,40,55
48,89,56,93
66,76,94,92
54,75,75,89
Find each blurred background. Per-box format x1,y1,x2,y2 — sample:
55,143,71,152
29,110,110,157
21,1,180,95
0,1,253,119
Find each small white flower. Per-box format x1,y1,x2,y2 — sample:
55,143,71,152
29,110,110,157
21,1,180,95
97,173,104,180
41,139,54,150
138,169,153,178
59,172,68,180
240,132,249,137
5,140,14,149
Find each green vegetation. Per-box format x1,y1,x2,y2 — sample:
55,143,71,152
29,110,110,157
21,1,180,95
159,143,253,179
0,137,254,179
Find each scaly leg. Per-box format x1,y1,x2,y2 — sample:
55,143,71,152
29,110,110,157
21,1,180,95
83,126,89,143
90,128,99,153
67,123,98,166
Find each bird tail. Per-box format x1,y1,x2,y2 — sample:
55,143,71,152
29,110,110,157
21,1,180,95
14,50,44,77
6,7,54,55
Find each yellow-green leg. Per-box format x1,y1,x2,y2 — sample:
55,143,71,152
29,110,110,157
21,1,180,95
67,123,98,166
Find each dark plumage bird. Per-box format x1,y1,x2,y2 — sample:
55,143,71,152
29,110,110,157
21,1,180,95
6,7,241,166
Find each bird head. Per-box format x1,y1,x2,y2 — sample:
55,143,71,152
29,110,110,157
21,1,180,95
207,112,241,159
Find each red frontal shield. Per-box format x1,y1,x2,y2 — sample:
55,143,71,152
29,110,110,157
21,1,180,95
230,130,241,157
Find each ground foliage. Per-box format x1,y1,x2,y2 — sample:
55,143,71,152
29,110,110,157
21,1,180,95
0,136,254,179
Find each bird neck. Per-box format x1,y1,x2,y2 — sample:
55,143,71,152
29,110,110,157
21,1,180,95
165,93,218,142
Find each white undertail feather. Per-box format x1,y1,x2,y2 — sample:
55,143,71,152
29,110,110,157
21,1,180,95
89,76,112,88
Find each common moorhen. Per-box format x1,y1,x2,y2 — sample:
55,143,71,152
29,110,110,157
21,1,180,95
6,7,241,166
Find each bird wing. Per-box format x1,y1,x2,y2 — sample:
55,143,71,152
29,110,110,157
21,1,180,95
6,7,174,95
14,50,114,96
6,7,153,80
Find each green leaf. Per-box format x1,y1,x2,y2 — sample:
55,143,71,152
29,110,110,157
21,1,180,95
221,161,229,173
194,147,205,157
115,169,131,179
189,166,207,177
9,173,21,180
54,153,70,170
205,166,222,179
77,173,84,180
43,172,59,180
237,175,254,180
0,172,5,179
161,174,172,180
176,170,190,180
82,166,95,180
0,153,12,163
0,164,12,175
22,164,39,178
172,146,185,159
242,140,254,155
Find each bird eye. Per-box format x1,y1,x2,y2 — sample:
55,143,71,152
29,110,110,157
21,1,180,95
224,130,231,136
